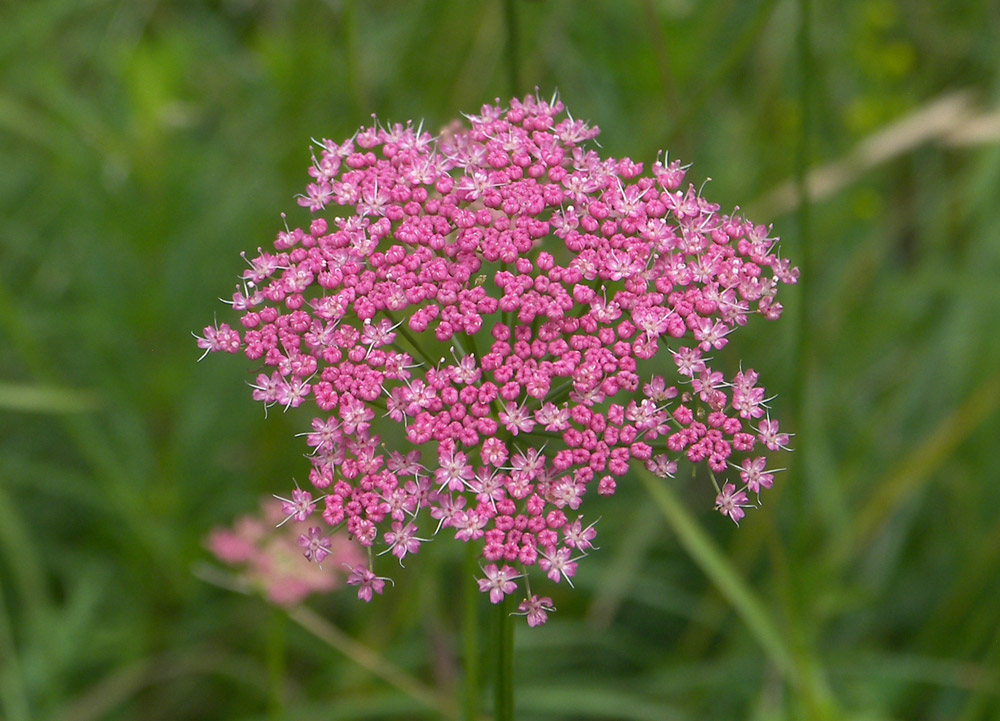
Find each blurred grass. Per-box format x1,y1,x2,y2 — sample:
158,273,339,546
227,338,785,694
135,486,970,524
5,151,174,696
2,0,1000,720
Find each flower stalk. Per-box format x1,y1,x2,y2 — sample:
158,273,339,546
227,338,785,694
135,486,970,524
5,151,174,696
461,543,481,721
493,595,516,721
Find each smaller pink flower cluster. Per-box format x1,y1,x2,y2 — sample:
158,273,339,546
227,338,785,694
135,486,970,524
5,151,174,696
207,497,363,606
197,92,796,624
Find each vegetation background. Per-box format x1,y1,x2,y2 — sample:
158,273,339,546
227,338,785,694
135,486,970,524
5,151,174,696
2,0,999,719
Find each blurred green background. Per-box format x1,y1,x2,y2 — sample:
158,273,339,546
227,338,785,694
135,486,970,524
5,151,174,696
2,0,999,719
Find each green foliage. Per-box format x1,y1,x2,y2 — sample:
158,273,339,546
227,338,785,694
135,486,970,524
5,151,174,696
2,0,999,719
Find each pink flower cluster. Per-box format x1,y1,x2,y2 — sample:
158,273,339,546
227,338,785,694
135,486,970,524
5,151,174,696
197,92,796,625
207,497,362,606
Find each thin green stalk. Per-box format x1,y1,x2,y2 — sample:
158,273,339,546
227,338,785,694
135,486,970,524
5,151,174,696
461,543,481,721
493,595,515,721
793,0,814,512
383,310,439,368
789,3,818,705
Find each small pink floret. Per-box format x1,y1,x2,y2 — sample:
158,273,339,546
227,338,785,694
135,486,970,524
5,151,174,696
715,483,752,525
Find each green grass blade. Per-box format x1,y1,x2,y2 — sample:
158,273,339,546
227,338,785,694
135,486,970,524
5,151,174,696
636,468,838,718
0,382,100,414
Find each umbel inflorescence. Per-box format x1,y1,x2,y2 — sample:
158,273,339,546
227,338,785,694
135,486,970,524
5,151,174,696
197,92,797,625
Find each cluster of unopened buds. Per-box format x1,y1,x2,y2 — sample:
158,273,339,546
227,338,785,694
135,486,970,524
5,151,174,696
198,92,797,626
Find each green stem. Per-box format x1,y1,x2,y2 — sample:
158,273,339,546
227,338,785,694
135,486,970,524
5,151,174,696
793,0,813,518
789,0,816,689
461,543,481,721
383,310,439,368
493,594,515,721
